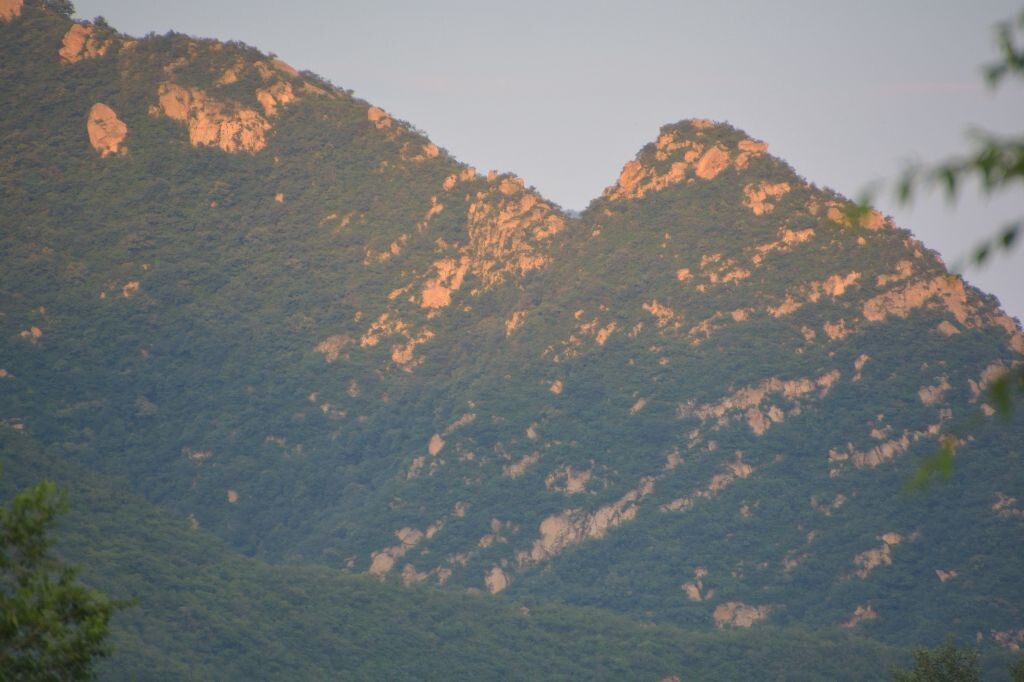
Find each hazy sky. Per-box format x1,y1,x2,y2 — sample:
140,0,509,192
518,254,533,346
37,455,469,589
74,0,1024,320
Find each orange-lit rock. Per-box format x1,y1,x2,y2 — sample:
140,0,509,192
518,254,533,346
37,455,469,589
367,106,392,129
463,185,565,288
60,24,112,64
256,80,296,117
743,181,790,215
421,257,469,309
863,276,971,325
369,527,427,576
681,567,712,602
545,465,593,495
502,451,539,479
713,602,770,628
271,58,300,77
918,376,951,406
841,605,878,628
643,300,676,328
737,138,768,154
876,260,914,287
523,478,655,565
485,566,509,594
823,319,850,340
851,533,903,578
662,454,753,512
0,0,23,22
314,334,353,363
506,310,527,336
678,371,839,436
86,103,128,157
694,145,730,180
157,83,271,153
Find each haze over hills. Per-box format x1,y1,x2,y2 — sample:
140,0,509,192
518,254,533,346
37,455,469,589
1,2,1023,678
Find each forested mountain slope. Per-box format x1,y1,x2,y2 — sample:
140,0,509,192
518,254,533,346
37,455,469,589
1,1,1022,672
3,427,915,680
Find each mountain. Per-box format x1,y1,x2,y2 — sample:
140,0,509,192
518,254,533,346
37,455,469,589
3,428,909,680
2,2,1023,677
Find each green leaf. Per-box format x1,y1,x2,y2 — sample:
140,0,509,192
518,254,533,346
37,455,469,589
905,437,957,492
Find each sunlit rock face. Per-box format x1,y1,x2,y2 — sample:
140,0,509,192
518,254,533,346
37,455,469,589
87,102,128,157
0,0,24,22
60,23,113,63
156,83,271,153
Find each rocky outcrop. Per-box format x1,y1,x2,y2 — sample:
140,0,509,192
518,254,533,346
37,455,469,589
255,81,295,117
991,629,1024,652
876,260,914,287
156,83,270,153
863,276,971,325
502,451,539,478
369,527,425,576
60,24,112,64
0,0,22,22
367,106,392,129
505,310,527,336
350,181,565,375
918,376,951,406
841,605,878,628
851,533,903,579
807,198,889,231
421,257,468,309
644,300,678,328
751,227,815,264
313,334,353,363
767,272,862,318
712,602,770,628
464,180,565,288
993,492,1024,519
827,413,948,476
681,567,713,602
604,122,771,201
87,103,128,157
743,181,790,215
661,454,753,512
678,371,840,437
545,465,593,494
349,302,442,370
522,477,655,565
427,433,445,456
485,566,509,594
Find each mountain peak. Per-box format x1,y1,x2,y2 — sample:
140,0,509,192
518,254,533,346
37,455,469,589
602,118,772,201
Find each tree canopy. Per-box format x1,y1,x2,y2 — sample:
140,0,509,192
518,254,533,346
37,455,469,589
0,478,117,681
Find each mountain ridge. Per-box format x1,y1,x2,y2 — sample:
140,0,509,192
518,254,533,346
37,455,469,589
2,3,1024,672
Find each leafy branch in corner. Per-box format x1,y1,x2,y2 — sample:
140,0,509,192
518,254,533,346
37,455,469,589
1,475,125,680
904,358,1024,492
894,10,1024,271
869,9,1024,489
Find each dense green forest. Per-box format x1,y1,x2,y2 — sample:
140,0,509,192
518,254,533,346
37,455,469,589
1,427,924,680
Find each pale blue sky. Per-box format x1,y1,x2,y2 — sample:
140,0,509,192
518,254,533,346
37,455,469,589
74,0,1024,320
